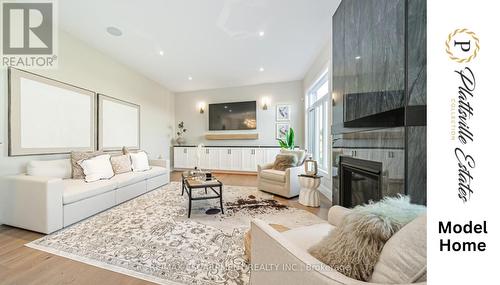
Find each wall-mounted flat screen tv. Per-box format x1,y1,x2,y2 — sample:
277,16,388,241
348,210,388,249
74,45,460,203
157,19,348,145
209,101,257,130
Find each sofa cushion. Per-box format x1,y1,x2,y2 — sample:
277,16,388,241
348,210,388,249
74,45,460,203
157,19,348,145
26,159,72,179
113,171,149,188
272,154,297,171
110,154,132,174
282,223,334,251
144,166,169,179
130,151,150,172
260,169,286,183
62,179,117,204
280,149,307,165
71,150,103,179
370,214,427,284
77,154,115,183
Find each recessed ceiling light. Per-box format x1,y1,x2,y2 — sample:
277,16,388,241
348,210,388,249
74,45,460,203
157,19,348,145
355,56,361,60
259,67,264,72
188,76,193,81
258,31,265,37
159,50,164,56
106,26,122,37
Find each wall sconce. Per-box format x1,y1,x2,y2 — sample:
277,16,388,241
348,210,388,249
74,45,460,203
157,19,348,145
197,102,205,114
261,97,270,110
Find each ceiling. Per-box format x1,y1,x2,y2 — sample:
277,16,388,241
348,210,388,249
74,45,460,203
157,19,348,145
59,0,340,92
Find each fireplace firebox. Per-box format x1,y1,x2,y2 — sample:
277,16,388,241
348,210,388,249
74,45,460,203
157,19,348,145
339,156,382,208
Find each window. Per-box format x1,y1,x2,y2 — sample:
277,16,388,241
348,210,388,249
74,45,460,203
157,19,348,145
306,69,329,172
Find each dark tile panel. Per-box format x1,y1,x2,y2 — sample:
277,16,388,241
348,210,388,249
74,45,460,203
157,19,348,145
406,126,427,205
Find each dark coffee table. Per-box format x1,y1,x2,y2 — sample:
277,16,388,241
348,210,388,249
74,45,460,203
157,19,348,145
181,173,224,218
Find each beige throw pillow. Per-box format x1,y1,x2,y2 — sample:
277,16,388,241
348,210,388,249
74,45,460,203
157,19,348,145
272,154,297,171
71,151,103,179
308,196,426,281
280,149,307,165
369,214,427,284
110,154,132,174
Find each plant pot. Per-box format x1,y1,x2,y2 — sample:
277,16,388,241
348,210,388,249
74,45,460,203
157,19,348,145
176,137,186,145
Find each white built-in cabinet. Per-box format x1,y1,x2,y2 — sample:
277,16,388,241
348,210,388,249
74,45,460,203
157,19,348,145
173,146,281,172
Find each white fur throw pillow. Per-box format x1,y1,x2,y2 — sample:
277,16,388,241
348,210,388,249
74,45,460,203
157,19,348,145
308,196,426,281
77,154,114,183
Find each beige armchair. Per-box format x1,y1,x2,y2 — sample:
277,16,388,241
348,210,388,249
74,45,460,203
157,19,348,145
257,149,307,198
250,206,427,285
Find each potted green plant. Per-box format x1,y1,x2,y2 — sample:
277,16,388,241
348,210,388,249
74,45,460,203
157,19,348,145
277,127,295,149
176,121,187,145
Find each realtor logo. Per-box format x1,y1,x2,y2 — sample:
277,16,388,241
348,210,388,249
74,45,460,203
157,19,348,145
445,28,480,63
1,0,58,68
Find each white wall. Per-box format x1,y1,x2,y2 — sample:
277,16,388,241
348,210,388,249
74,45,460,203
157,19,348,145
302,40,333,201
174,81,304,147
0,31,175,176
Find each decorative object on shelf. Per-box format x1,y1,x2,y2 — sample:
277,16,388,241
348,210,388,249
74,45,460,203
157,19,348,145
261,96,270,110
276,104,291,121
277,126,294,149
176,121,187,145
197,102,205,114
298,174,322,207
304,156,318,176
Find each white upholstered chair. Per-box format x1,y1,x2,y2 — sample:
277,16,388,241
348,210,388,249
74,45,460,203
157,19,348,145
257,149,307,198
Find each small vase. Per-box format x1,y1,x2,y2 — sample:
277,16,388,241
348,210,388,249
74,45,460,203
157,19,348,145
176,137,186,145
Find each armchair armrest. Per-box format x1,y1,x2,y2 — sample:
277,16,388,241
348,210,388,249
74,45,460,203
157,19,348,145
250,219,368,285
327,205,352,227
0,175,63,234
257,162,274,172
149,159,170,169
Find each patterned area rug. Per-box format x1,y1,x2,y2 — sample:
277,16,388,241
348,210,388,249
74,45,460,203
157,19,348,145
27,182,325,285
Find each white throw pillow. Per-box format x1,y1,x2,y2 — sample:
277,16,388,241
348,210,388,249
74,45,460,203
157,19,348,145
129,151,150,172
27,159,72,179
77,154,114,182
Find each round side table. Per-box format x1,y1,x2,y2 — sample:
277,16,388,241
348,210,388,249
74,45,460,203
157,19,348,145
298,174,322,207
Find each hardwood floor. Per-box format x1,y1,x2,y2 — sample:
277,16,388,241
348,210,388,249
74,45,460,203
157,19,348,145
0,172,331,285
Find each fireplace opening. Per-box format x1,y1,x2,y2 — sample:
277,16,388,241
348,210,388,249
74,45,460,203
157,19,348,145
339,156,382,208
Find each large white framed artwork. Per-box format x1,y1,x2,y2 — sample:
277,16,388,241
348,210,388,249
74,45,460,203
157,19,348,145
8,68,96,156
98,94,140,151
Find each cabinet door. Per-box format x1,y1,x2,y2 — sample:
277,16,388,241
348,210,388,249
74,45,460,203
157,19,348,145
219,148,232,170
230,148,243,171
208,148,220,170
242,148,257,171
255,149,266,168
186,148,197,169
200,148,210,169
173,147,186,168
265,148,281,164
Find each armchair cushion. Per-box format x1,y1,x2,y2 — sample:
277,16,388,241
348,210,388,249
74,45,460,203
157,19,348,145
370,214,427,284
260,169,286,183
272,154,297,171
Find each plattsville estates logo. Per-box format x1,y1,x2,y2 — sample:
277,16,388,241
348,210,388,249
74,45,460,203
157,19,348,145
446,28,479,203
445,28,480,63
1,0,58,68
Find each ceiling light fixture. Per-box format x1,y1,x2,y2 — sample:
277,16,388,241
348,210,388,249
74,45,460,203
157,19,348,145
258,31,265,37
188,76,193,81
259,67,264,72
159,50,164,56
106,26,123,37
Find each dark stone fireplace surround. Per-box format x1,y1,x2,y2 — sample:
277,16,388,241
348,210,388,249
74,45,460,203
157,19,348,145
339,156,383,208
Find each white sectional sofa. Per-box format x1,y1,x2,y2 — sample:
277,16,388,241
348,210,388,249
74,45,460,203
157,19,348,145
0,159,170,234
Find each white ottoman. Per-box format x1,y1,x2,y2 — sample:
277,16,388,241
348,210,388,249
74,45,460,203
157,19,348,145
298,174,322,207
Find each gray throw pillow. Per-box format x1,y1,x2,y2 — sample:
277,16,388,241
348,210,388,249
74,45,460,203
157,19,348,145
308,196,426,281
70,151,103,179
272,154,297,171
110,154,132,174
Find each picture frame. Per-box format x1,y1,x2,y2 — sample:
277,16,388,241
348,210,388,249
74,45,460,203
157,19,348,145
276,123,290,140
98,94,141,151
276,104,291,121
